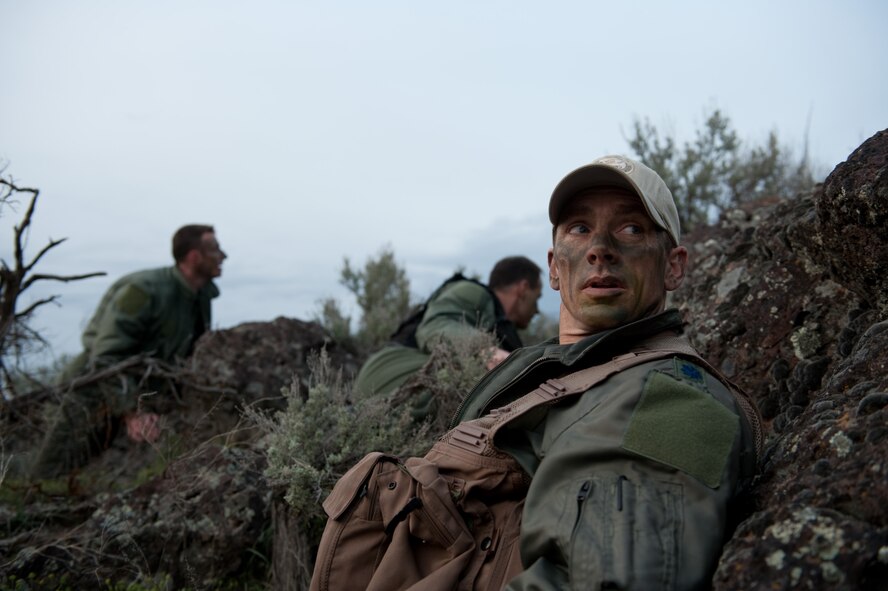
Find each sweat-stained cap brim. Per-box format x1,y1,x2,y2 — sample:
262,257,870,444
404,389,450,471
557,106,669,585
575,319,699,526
548,155,681,245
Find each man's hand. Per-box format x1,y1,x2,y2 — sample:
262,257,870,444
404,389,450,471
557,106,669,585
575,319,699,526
485,347,511,370
124,412,161,443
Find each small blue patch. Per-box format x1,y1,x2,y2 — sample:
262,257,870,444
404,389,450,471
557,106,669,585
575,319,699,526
681,363,703,381
673,358,708,391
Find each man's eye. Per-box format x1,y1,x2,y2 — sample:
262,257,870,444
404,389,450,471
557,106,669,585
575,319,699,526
620,224,644,235
567,223,589,234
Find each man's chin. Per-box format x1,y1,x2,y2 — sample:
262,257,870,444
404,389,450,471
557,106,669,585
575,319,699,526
575,304,630,332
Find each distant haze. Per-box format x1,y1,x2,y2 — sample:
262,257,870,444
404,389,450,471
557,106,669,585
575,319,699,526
2,1,885,366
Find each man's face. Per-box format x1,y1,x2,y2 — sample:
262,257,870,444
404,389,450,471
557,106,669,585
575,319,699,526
196,232,227,279
511,280,543,330
548,188,687,342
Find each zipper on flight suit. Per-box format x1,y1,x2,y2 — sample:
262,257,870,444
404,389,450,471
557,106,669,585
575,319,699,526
575,480,592,527
616,476,627,511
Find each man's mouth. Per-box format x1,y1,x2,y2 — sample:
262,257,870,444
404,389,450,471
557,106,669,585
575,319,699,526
582,276,625,295
584,275,624,288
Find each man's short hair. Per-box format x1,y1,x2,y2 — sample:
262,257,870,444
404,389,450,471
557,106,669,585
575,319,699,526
172,224,215,263
488,256,542,290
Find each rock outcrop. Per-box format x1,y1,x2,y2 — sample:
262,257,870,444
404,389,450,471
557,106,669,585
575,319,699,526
1,317,355,588
671,129,888,590
174,316,360,448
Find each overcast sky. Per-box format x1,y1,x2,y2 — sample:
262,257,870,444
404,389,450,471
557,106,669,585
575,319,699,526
2,0,886,366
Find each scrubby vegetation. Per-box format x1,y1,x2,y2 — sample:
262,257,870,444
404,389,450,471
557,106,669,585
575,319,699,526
254,326,497,547
253,350,426,532
315,246,415,357
391,329,499,435
627,107,818,230
0,176,104,396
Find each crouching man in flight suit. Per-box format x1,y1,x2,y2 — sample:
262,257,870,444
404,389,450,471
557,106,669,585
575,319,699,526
451,156,760,590
31,224,226,479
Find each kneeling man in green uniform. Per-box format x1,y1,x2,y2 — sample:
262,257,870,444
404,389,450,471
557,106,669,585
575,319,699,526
355,256,543,401
32,224,226,479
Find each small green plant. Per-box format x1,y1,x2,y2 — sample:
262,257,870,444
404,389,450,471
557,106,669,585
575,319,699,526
340,246,413,353
315,246,415,357
0,572,73,591
314,296,353,348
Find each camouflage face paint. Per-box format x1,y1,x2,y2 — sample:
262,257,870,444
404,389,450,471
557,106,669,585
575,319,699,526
548,189,678,342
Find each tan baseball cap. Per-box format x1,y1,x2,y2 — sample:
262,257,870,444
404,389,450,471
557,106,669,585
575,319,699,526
548,155,681,245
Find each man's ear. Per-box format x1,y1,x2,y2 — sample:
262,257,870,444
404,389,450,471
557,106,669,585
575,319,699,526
664,246,688,291
516,278,530,297
182,248,202,269
547,248,560,291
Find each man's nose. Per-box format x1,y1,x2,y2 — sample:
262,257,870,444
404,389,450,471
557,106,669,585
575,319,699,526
585,232,619,264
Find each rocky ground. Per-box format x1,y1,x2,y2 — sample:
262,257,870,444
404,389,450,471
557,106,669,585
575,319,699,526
1,319,359,589
1,130,886,590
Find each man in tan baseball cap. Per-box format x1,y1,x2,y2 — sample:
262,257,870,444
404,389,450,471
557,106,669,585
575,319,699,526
452,155,759,589
545,154,688,342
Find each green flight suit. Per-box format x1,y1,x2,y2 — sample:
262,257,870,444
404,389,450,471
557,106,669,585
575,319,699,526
451,310,758,590
32,266,219,478
355,279,521,397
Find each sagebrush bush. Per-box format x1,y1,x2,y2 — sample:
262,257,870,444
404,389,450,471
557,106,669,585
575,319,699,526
315,247,414,357
257,323,513,576
256,326,500,528
392,329,498,434
253,349,430,531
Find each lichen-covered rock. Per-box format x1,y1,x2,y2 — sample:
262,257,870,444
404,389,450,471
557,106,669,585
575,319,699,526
188,316,360,402
97,446,271,587
815,129,888,316
712,314,888,589
170,316,361,448
669,129,888,590
5,446,271,588
673,191,863,430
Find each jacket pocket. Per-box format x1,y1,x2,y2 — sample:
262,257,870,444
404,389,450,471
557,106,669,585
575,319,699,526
312,452,400,591
567,472,683,590
369,459,476,591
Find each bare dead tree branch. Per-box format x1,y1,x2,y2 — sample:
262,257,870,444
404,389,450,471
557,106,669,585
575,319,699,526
15,295,60,319
23,236,67,273
4,180,39,274
0,175,106,393
21,271,107,292
2,354,236,417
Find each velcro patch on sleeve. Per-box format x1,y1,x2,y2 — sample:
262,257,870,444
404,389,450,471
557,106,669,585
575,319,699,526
622,371,739,488
115,285,150,316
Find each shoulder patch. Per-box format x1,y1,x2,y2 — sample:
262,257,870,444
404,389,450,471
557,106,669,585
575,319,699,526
673,358,707,391
622,371,739,488
115,284,150,316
